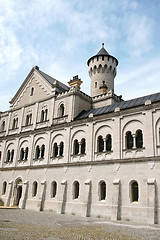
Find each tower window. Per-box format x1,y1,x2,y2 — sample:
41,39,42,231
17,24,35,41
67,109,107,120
97,56,99,61
95,82,97,88
102,56,104,61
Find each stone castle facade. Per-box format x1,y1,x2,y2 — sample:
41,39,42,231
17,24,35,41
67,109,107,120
0,44,160,224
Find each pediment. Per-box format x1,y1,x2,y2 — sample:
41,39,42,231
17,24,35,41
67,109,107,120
10,66,56,109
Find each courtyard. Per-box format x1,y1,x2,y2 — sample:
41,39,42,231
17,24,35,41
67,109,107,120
0,209,160,240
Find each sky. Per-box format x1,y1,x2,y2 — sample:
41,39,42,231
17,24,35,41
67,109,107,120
0,0,160,111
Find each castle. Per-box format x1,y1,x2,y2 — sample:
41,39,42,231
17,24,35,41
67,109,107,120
0,44,160,224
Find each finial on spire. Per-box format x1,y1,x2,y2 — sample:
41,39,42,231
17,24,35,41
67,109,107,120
102,43,104,48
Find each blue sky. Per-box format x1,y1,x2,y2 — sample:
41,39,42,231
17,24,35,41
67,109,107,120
0,0,160,111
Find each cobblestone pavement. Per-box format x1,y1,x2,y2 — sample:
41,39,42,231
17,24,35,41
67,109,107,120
0,209,160,240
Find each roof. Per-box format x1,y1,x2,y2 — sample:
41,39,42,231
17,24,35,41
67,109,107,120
75,92,160,120
37,69,69,91
87,44,118,66
96,47,109,56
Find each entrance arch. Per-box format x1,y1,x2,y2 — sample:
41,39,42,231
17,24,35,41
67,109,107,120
14,178,23,206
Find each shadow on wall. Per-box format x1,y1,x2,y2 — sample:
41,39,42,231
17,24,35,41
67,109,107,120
0,198,4,206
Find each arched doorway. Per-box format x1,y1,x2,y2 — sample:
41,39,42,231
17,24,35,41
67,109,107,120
14,179,23,206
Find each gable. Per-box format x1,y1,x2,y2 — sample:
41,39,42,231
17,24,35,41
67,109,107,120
10,66,67,109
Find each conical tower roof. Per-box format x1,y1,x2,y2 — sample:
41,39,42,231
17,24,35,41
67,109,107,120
96,43,109,56
87,43,118,66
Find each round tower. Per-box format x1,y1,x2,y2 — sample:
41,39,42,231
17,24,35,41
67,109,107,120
87,43,118,97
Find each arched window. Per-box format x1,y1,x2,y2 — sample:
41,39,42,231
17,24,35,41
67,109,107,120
131,181,139,202
53,143,58,157
10,149,14,161
59,142,64,156
45,109,48,121
126,131,133,149
0,151,2,161
26,114,32,126
2,181,7,195
59,104,65,117
41,109,48,122
51,181,57,198
81,138,86,154
1,121,5,131
73,181,79,199
97,135,104,152
12,118,16,129
41,145,45,158
41,110,45,122
25,147,29,160
7,150,10,162
30,87,34,96
106,134,112,151
12,117,18,129
32,181,38,197
35,145,40,159
95,82,97,88
20,148,25,160
99,181,106,200
73,139,79,155
136,130,143,148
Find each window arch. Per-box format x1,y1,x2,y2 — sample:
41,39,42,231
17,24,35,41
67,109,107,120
26,113,32,126
53,143,58,157
10,149,14,161
73,181,80,199
59,104,65,117
51,181,57,198
25,147,29,160
6,150,10,162
59,142,64,156
20,148,25,160
12,117,18,129
97,135,104,152
81,138,86,154
136,130,143,148
99,181,106,200
126,131,133,149
131,181,139,202
106,134,112,151
73,139,79,155
41,145,45,158
41,109,48,122
32,181,38,197
35,145,40,159
2,181,7,195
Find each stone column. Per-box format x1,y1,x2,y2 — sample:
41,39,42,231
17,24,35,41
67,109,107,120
57,180,67,214
111,179,121,220
38,180,47,211
147,178,157,224
103,138,107,152
81,180,92,217
5,180,13,206
132,134,136,149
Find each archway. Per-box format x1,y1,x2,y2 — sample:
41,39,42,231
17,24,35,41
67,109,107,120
15,179,23,206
